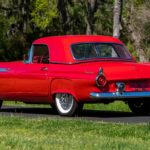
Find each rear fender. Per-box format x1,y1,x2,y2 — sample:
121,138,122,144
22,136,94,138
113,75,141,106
51,79,78,102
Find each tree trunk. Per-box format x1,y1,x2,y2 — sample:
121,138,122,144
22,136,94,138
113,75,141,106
122,3,148,62
21,0,27,33
86,0,97,35
127,23,148,62
113,0,122,38
57,0,68,34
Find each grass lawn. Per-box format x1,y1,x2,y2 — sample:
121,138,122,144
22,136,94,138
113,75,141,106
1,101,149,150
85,101,130,112
0,116,149,150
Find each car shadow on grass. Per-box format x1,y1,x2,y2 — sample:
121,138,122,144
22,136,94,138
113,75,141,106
0,105,135,117
0,106,56,117
0,106,150,123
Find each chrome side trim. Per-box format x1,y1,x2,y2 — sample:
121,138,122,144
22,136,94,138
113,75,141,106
0,68,9,72
90,92,150,99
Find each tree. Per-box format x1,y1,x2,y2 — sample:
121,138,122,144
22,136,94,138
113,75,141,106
0,0,149,62
94,1,113,35
86,0,98,35
57,0,69,34
123,0,150,62
0,0,33,61
20,0,31,33
113,0,122,38
31,0,57,30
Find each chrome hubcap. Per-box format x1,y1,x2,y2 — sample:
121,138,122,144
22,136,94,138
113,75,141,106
59,94,73,110
56,93,74,114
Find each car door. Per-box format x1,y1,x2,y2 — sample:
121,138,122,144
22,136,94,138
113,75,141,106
0,67,15,99
14,44,50,102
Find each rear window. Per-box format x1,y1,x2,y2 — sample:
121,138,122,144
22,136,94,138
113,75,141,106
71,43,131,60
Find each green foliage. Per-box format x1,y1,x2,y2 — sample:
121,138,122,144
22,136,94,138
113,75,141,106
85,101,130,112
0,0,149,61
67,1,86,34
0,15,9,61
126,42,138,57
31,0,58,30
94,2,113,35
0,15,8,43
7,34,27,61
122,0,150,61
0,116,149,149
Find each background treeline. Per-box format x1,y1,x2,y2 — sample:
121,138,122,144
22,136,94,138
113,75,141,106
0,0,150,62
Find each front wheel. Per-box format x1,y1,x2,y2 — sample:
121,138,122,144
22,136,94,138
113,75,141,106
128,100,150,115
55,93,78,116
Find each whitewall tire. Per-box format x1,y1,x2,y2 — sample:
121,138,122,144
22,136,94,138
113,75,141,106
55,93,77,116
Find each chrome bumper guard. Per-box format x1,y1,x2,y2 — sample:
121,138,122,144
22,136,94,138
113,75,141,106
90,91,150,99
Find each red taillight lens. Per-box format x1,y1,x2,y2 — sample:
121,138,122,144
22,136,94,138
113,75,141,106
96,74,107,87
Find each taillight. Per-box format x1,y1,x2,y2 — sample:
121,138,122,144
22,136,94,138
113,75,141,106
96,67,107,87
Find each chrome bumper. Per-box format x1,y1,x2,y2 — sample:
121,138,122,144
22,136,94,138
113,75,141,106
90,91,150,99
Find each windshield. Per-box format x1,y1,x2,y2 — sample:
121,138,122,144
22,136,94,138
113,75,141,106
71,43,131,60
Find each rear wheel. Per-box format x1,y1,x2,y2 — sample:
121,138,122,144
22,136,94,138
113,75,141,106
55,93,78,116
128,100,150,115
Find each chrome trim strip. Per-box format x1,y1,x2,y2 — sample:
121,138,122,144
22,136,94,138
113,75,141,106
90,92,150,99
0,68,9,72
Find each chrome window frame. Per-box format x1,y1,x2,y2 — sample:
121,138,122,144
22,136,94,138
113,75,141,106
24,44,50,64
23,46,33,64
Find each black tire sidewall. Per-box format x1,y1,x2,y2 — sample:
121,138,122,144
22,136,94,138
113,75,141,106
128,101,150,115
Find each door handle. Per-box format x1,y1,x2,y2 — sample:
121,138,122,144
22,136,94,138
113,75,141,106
41,67,48,71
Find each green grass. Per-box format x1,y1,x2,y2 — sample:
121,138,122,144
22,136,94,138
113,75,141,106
0,101,149,149
3,101,50,108
0,117,149,150
85,101,130,112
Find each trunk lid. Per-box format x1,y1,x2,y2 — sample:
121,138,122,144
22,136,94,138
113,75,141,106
81,61,150,81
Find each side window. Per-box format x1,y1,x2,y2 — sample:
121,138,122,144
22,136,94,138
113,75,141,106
32,45,49,64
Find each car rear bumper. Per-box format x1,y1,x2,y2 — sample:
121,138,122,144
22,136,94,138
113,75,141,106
90,91,150,100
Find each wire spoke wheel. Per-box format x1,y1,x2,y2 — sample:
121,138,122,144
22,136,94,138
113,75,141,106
55,93,77,116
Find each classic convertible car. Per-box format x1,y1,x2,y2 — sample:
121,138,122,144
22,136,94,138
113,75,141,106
0,35,150,116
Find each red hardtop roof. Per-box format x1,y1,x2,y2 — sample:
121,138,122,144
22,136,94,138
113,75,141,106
33,35,123,45
32,35,124,63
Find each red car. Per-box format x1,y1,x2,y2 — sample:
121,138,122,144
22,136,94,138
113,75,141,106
0,35,150,116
